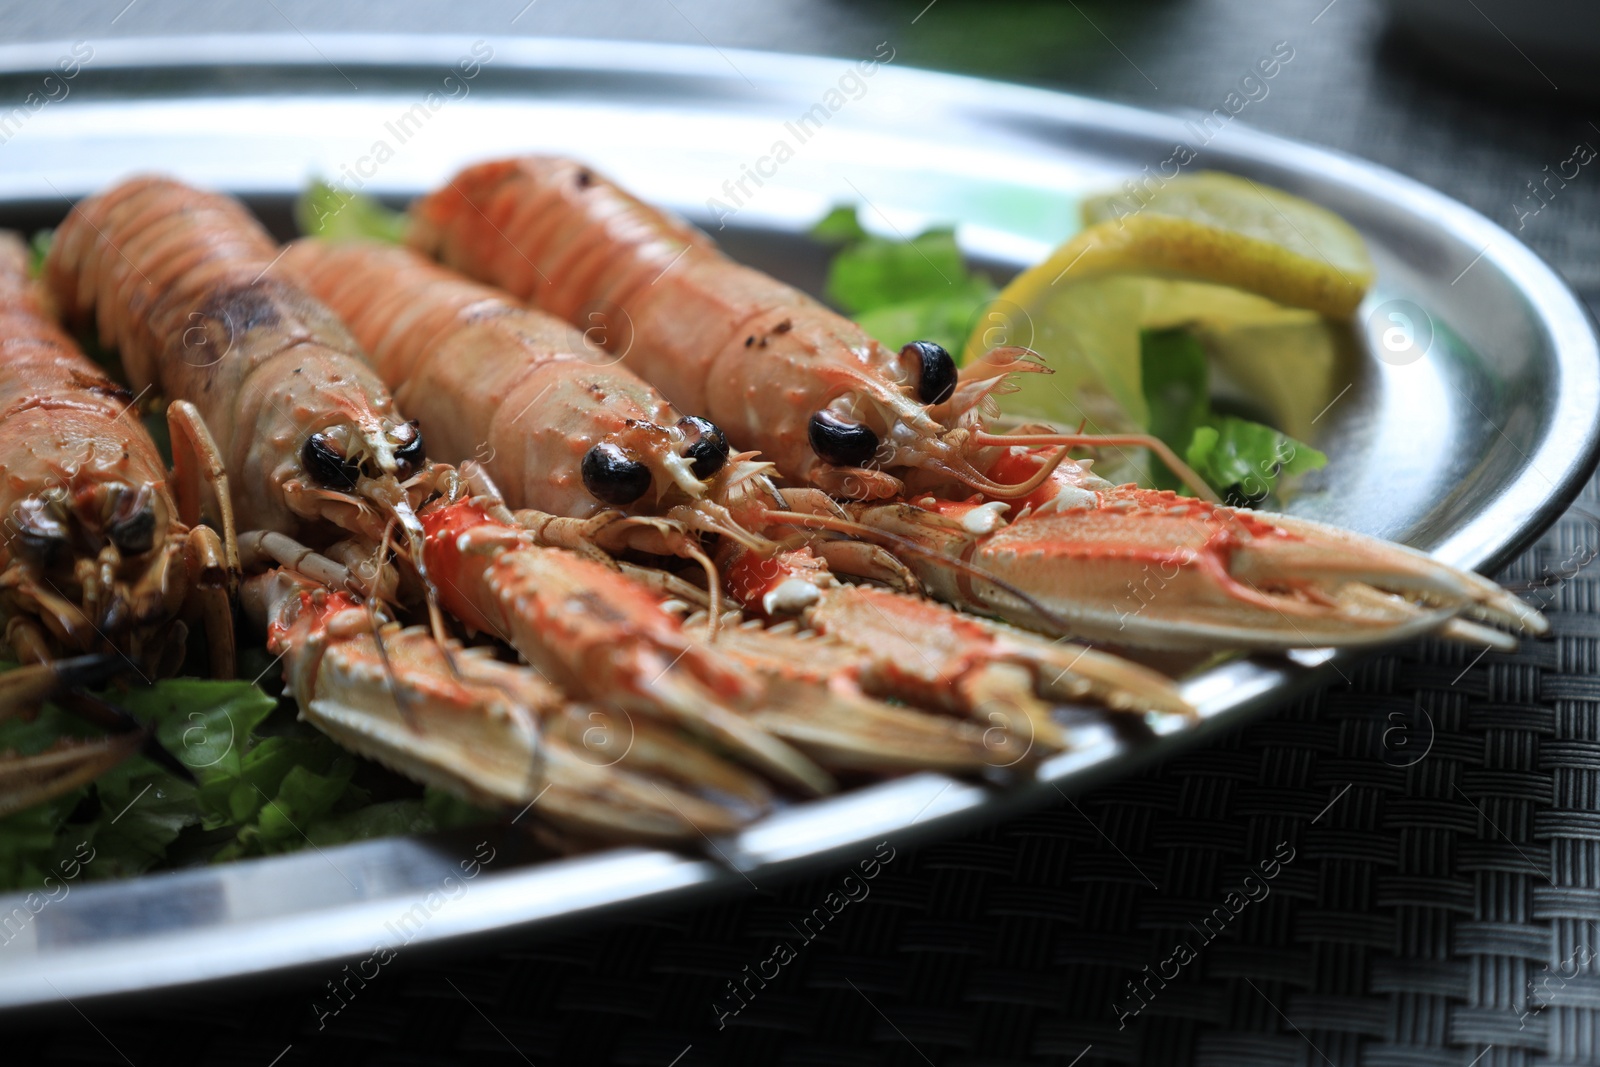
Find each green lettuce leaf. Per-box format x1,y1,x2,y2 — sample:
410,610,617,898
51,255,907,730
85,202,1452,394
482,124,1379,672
1140,328,1211,492
1185,416,1326,505
856,275,996,355
0,673,488,891
824,224,972,314
810,204,869,245
1140,327,1325,501
295,180,408,243
78,759,202,880
813,206,995,354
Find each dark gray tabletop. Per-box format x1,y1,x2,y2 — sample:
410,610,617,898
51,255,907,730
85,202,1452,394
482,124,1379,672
8,2,1598,1065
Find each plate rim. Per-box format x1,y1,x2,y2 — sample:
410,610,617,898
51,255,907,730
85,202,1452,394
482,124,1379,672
0,33,1594,1014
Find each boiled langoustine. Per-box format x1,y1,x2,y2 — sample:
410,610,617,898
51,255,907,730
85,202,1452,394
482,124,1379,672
0,231,233,815
408,156,1545,652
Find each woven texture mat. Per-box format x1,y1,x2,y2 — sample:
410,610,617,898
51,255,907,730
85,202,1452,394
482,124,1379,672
11,0,1600,1063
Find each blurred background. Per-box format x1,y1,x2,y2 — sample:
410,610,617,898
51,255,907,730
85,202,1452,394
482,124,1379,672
2,0,1596,309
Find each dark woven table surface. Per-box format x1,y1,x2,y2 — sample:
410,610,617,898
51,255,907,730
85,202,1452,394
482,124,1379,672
7,1,1599,1064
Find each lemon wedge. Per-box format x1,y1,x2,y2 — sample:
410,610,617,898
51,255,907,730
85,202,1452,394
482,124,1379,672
963,171,1371,443
1077,171,1374,315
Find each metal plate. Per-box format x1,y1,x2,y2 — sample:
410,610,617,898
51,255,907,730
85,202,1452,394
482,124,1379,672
0,35,1594,1014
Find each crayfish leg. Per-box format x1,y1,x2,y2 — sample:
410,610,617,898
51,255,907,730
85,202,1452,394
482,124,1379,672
0,731,145,819
182,524,235,678
0,654,161,818
0,653,125,722
167,400,240,587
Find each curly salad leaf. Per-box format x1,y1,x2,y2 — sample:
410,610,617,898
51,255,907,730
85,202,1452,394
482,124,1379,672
0,672,488,892
814,206,1324,503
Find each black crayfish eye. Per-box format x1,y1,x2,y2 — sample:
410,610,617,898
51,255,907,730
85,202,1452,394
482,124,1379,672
903,340,957,405
807,410,879,467
394,420,425,479
107,502,156,555
581,442,652,506
302,432,362,491
677,415,729,479
11,504,68,566
105,486,156,555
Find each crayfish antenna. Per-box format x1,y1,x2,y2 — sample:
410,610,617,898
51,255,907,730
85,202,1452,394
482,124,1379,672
680,540,724,642
371,480,469,686
969,430,1222,504
926,443,1074,501
363,517,422,733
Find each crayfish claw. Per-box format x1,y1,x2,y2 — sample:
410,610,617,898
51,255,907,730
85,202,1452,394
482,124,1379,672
855,484,1546,653
248,569,758,843
421,498,836,797
687,616,1009,773
791,584,1191,736
1249,512,1548,640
